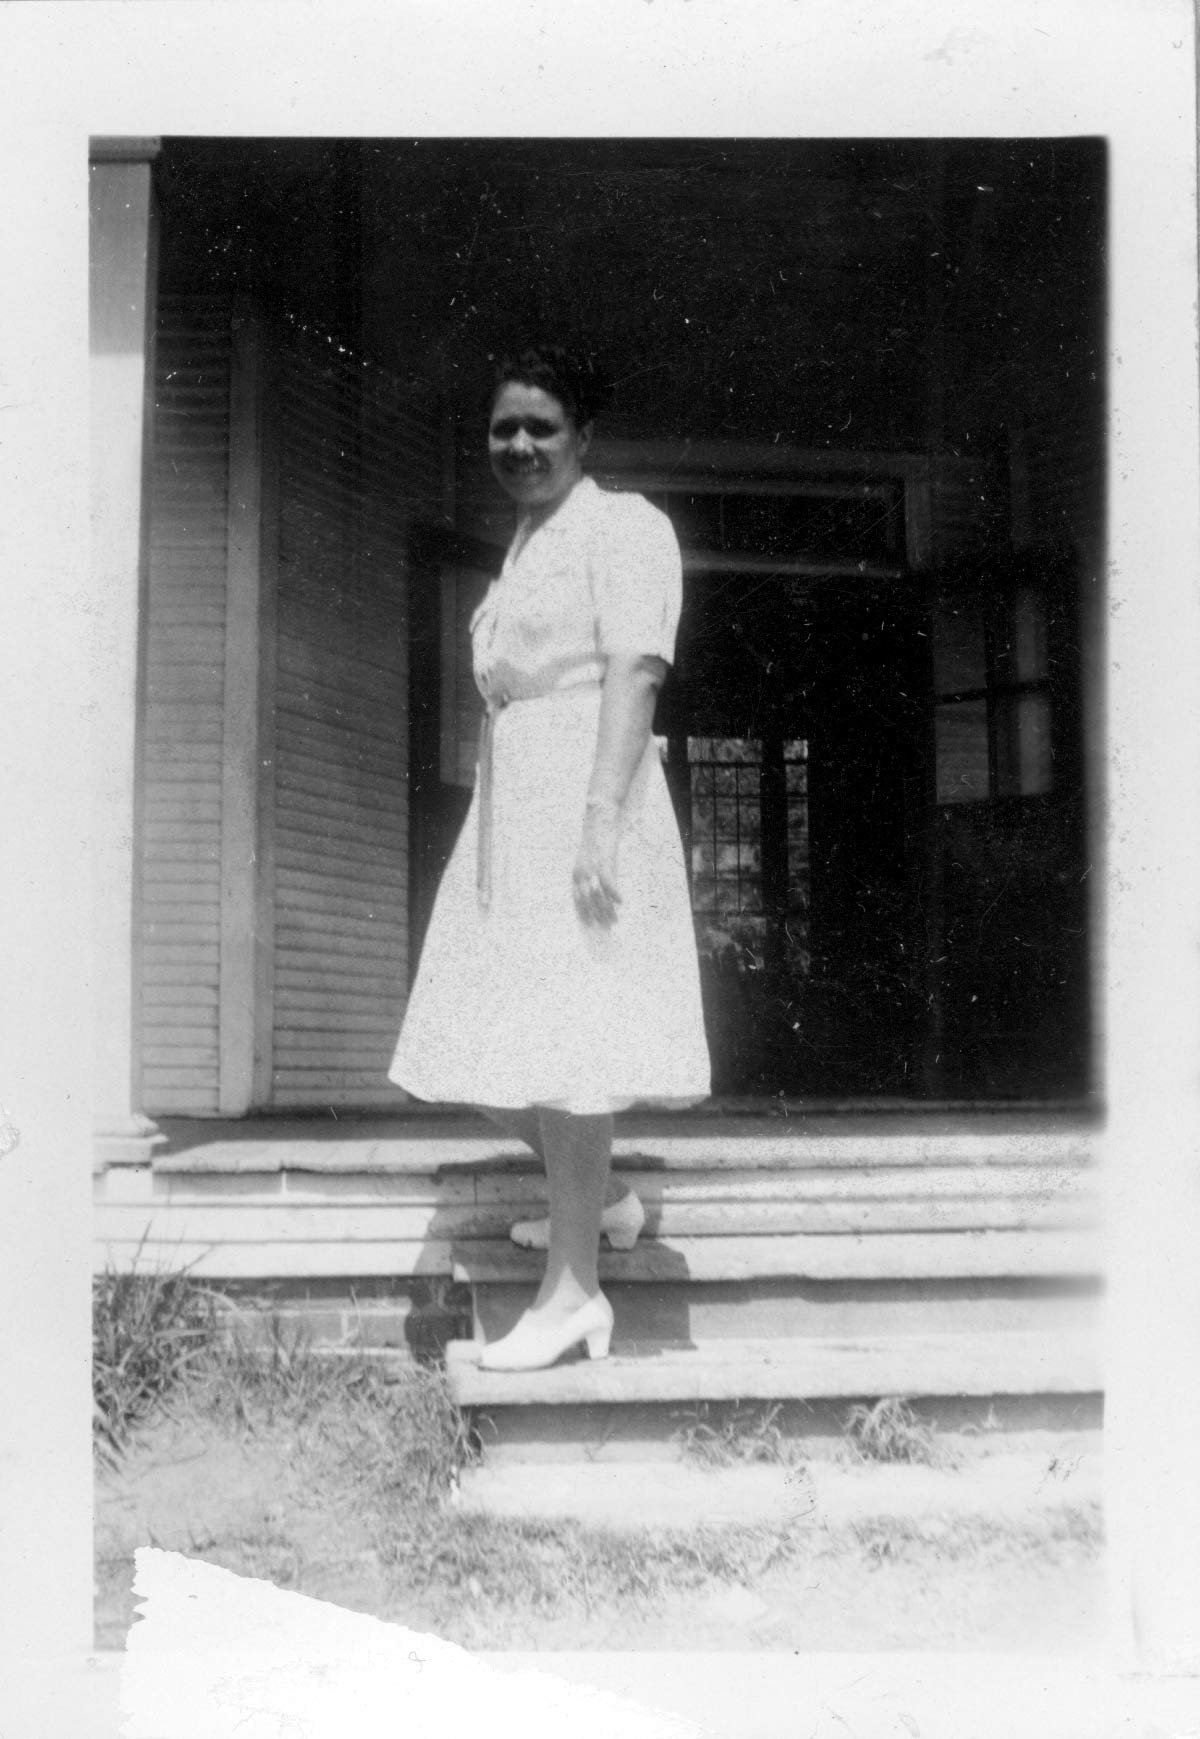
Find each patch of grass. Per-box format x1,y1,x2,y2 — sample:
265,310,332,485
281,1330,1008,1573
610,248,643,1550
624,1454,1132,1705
672,1400,793,1468
847,1506,1103,1571
191,1310,347,1433
96,1319,1107,1652
843,1396,944,1467
377,1505,811,1634
92,1252,221,1466
161,1315,478,1508
315,1357,481,1504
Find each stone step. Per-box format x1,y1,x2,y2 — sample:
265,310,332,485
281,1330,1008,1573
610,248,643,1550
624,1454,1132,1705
101,1113,1100,1285
445,1328,1101,1408
149,1110,1098,1176
472,1273,1100,1345
453,1228,1099,1287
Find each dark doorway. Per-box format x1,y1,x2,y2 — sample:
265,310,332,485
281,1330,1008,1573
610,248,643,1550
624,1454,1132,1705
662,568,928,1097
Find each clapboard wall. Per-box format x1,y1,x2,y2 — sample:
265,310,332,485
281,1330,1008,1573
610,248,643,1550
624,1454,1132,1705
139,302,444,1115
139,299,233,1114
270,337,442,1108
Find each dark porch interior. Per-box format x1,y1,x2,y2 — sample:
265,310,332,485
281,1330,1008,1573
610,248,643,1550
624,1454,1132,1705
150,136,1106,1105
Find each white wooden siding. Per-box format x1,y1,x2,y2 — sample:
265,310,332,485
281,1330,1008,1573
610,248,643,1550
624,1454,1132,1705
270,341,442,1108
139,300,233,1114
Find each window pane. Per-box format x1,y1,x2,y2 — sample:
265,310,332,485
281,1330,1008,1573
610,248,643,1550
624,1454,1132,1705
1013,586,1049,683
714,798,740,837
691,872,717,911
935,699,990,803
690,793,714,833
688,736,764,920
932,600,987,695
996,691,1053,796
688,737,761,764
694,912,768,960
785,743,810,963
1018,692,1053,793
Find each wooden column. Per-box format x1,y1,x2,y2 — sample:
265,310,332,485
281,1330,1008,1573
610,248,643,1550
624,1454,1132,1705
219,307,278,1113
89,138,163,1167
919,141,949,1096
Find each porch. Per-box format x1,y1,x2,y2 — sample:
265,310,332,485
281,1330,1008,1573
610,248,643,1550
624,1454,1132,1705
87,135,1106,1422
94,1106,1102,1415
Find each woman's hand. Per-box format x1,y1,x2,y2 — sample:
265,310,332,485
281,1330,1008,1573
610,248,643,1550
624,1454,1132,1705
573,803,622,927
574,654,665,927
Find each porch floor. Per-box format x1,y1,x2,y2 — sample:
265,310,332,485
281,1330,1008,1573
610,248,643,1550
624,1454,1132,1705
150,1104,1100,1175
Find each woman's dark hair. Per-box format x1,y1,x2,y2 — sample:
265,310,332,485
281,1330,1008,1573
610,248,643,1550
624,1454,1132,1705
488,345,612,427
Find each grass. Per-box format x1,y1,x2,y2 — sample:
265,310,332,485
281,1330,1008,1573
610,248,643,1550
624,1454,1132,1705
672,1400,794,1468
92,1250,221,1466
848,1506,1101,1570
395,1508,810,1634
94,1278,1104,1650
843,1396,947,1467
671,1396,952,1471
93,1264,476,1498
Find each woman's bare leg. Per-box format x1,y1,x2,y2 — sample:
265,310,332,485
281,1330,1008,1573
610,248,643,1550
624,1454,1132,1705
480,1105,545,1159
531,1108,612,1315
481,1105,626,1209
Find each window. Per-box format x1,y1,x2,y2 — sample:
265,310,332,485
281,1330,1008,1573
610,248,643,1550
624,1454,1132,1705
932,585,1053,805
687,736,809,973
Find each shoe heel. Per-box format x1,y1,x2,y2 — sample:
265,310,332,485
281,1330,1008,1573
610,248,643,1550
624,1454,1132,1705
584,1322,612,1359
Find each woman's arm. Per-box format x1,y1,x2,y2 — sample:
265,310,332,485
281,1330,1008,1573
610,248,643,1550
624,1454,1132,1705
573,652,668,927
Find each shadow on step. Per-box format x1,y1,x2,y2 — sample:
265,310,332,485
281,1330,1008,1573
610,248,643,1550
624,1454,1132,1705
460,1245,696,1356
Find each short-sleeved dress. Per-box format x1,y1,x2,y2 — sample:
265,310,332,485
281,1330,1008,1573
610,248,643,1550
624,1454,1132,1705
388,474,711,1114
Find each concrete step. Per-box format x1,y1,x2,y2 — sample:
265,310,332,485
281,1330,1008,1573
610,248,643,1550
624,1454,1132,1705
472,1273,1100,1345
445,1328,1101,1409
453,1228,1099,1288
97,1111,1100,1283
99,1112,1099,1284
150,1109,1098,1177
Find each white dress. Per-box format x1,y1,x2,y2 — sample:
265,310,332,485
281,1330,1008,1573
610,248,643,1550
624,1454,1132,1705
389,475,711,1114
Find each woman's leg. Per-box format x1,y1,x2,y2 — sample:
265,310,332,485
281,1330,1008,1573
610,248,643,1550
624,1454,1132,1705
480,1105,545,1159
482,1104,627,1210
531,1107,612,1315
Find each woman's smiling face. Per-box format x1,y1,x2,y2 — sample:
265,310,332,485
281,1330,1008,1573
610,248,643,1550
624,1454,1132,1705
488,381,591,511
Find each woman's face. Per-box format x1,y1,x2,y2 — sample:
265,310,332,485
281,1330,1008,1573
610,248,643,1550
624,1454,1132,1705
488,381,591,511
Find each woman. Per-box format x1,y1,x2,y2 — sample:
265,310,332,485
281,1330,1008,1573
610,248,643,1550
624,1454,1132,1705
389,345,710,1371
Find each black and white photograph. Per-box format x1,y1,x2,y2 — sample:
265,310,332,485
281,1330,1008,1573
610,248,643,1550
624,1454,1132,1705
4,5,1200,1736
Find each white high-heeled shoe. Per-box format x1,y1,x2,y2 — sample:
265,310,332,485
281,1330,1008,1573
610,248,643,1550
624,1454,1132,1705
509,1189,645,1252
477,1293,614,1372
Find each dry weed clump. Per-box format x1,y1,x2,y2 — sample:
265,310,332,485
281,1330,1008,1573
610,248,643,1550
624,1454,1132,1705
843,1396,943,1467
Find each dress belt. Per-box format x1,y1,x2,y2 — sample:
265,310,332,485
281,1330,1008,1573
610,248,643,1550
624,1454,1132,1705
476,698,506,910
474,680,603,911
